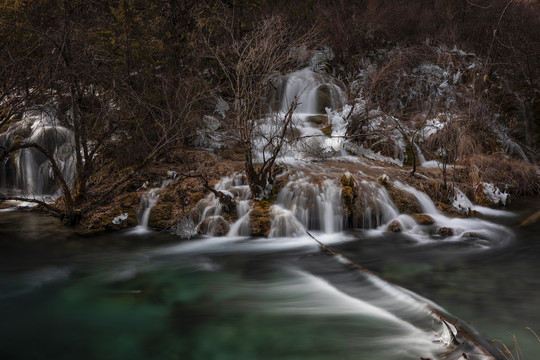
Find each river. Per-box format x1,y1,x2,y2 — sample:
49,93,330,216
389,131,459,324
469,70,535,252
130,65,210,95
0,199,538,360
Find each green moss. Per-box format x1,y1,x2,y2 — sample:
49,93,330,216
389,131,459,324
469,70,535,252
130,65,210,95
321,124,332,137
148,203,173,228
388,186,422,214
306,115,327,125
340,173,355,188
13,136,24,146
249,194,275,237
125,209,138,227
342,186,355,217
340,173,358,221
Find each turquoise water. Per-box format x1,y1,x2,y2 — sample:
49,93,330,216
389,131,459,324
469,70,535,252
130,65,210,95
0,203,538,359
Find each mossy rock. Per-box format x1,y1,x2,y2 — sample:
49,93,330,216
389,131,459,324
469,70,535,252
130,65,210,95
341,173,355,188
534,97,540,148
437,227,454,236
13,135,24,146
249,197,274,237
321,124,332,137
342,186,355,217
412,213,434,225
306,115,327,125
197,216,230,236
126,210,138,227
217,143,244,161
340,173,359,223
148,203,174,229
121,192,139,208
387,186,422,214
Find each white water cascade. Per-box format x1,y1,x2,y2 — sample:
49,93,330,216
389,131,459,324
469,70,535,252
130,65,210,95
193,174,252,237
271,176,344,236
0,108,75,198
133,178,175,232
276,68,345,114
394,181,514,247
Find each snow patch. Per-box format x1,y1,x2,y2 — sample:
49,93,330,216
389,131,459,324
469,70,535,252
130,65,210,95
481,183,509,206
452,188,472,215
112,213,129,225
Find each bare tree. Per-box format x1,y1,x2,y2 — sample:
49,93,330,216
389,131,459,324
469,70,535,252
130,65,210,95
199,10,317,199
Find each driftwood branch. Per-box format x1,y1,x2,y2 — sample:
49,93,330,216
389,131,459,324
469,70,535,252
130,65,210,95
305,230,497,359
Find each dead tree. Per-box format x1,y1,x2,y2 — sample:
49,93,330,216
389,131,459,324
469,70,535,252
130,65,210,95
199,11,318,199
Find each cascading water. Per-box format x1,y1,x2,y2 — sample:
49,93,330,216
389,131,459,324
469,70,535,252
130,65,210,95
0,108,75,198
394,180,514,247
276,68,345,114
194,174,252,237
132,178,175,233
269,175,344,237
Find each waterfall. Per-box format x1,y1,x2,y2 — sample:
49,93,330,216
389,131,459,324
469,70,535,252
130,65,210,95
196,174,252,237
134,179,174,231
394,181,513,246
269,176,344,237
277,68,345,114
0,108,75,198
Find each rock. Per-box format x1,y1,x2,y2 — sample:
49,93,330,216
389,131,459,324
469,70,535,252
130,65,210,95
306,115,327,125
387,220,401,232
438,227,454,236
321,124,332,136
249,198,273,237
197,216,230,236
387,186,422,214
341,186,355,217
412,214,434,225
148,202,174,229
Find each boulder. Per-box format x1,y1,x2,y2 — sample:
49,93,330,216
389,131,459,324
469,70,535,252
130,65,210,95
412,214,435,225
438,227,454,236
387,220,401,232
197,216,230,236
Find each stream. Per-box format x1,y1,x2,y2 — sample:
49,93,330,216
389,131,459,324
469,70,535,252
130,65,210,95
0,199,538,360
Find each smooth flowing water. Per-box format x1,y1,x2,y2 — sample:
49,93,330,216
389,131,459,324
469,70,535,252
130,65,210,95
1,200,538,360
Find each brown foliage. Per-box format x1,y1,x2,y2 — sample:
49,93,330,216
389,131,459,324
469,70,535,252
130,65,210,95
467,154,540,196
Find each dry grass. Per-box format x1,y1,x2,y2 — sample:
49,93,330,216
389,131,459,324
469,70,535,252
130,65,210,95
467,154,540,197
492,327,540,360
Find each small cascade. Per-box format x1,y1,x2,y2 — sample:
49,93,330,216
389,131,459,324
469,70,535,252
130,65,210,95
226,177,252,237
135,179,174,230
196,174,252,236
276,68,345,114
357,180,400,229
270,176,344,236
394,181,514,247
413,143,427,166
0,108,75,197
